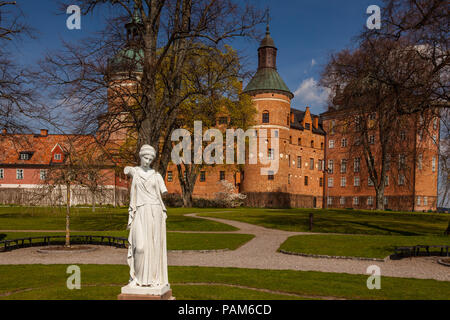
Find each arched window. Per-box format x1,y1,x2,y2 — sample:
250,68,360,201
262,111,269,124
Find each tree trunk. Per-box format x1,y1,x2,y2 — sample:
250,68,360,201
92,192,96,213
65,182,71,247
182,188,193,208
375,188,385,211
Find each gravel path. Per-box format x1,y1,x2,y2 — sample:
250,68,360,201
0,213,449,282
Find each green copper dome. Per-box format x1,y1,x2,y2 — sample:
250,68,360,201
242,22,293,99
108,48,143,73
243,68,293,99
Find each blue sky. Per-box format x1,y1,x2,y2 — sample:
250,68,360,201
14,0,382,115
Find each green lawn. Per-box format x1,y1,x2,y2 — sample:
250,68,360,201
198,208,450,235
0,231,254,251
0,206,237,232
0,265,449,300
280,234,450,259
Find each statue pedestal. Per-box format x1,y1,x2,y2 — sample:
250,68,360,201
117,284,175,300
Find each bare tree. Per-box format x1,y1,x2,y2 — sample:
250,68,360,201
322,37,443,210
0,2,44,135
39,0,264,179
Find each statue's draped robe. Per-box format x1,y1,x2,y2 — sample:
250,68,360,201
127,168,168,287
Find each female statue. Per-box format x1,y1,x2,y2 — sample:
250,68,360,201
122,145,169,294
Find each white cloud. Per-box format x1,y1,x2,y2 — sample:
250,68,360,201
293,77,331,107
311,59,316,67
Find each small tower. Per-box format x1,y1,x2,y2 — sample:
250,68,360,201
241,16,294,204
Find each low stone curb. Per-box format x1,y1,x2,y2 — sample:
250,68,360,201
279,249,387,262
37,246,99,254
168,249,229,254
437,259,450,267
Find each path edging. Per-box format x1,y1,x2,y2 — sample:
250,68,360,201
279,249,387,262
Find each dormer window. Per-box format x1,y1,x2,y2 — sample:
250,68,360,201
54,154,62,161
19,152,32,160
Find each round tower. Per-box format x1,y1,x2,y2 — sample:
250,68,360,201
241,23,293,205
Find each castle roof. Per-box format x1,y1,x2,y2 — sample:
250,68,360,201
243,24,293,99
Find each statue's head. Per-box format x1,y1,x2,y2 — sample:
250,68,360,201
139,145,156,168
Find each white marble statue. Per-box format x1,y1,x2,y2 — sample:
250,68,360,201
121,144,170,296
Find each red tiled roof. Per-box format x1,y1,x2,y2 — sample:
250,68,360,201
0,133,98,165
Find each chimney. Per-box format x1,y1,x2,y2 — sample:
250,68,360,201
314,116,319,129
40,129,48,137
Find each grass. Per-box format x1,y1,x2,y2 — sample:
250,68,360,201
198,208,450,235
0,265,449,300
0,206,237,232
0,231,254,251
280,234,450,259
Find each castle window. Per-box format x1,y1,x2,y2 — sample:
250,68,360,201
305,123,311,130
341,176,347,187
367,196,374,206
330,121,335,135
328,160,334,174
304,176,309,186
200,171,206,182
288,174,291,185
54,154,62,161
369,135,375,144
262,111,269,124
400,131,406,141
341,138,347,148
353,197,359,206
340,197,345,205
0,168,3,179
327,197,333,206
424,197,428,206
19,152,30,160
268,149,274,160
16,169,24,180
268,171,274,180
417,196,421,206
298,138,302,146
385,154,391,171
328,177,334,187
167,171,173,182
329,140,335,149
220,171,225,181
297,156,302,169
341,159,347,174
319,178,323,187
432,157,436,172
40,170,47,181
398,174,405,186
354,158,360,173
309,158,314,170
354,176,360,187
399,154,406,169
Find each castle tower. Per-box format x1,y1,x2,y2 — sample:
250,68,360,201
100,6,144,150
241,22,294,205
